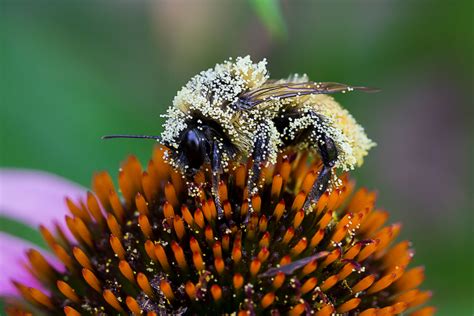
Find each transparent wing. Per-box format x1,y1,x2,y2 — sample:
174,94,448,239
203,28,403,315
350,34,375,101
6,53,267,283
237,82,379,109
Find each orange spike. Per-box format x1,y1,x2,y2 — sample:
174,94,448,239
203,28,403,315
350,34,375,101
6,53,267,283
110,235,126,260
251,195,261,213
321,248,340,268
172,215,186,240
126,296,142,315
141,171,156,205
163,201,175,223
359,210,389,237
280,158,291,182
336,298,361,313
135,192,149,216
375,223,402,255
147,312,158,316
331,226,348,244
211,242,222,259
57,280,80,303
261,292,275,309
395,266,425,291
214,258,225,274
280,255,292,266
232,246,242,264
257,215,267,232
106,214,122,239
301,277,317,294
208,199,217,220
27,249,55,281
240,201,249,218
138,214,153,238
315,305,335,316
185,281,196,300
211,284,222,301
291,238,307,256
233,273,244,290
66,197,91,223
72,247,92,270
259,232,271,248
302,259,318,276
181,205,194,226
250,259,261,277
39,225,57,251
109,190,125,222
258,247,270,262
320,275,338,291
301,170,317,194
193,252,205,271
189,237,202,254
103,289,123,311
172,241,188,270
73,217,93,247
352,274,376,293
383,241,412,269
218,181,228,201
65,215,82,245
144,240,157,261
86,192,104,225
318,210,333,229
273,200,285,222
310,229,325,248
315,192,330,214
137,273,154,297
408,291,433,308
293,209,305,228
234,164,246,189
165,182,179,207
194,209,205,228
358,308,376,316
282,227,295,244
357,239,380,262
288,303,305,316
391,302,408,314
202,201,212,222
92,171,115,211
64,306,81,316
409,306,436,316
367,273,397,294
377,306,394,316
337,262,355,280
343,242,362,260
119,260,135,283
160,279,174,300
272,272,285,289
222,234,230,251
82,268,101,292
291,191,306,211
53,244,74,270
271,174,283,198
201,224,215,243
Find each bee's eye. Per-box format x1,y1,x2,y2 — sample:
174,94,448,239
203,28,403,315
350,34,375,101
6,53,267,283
181,129,205,169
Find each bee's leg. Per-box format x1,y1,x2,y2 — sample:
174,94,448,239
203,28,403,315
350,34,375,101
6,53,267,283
244,122,273,223
303,134,338,212
211,142,225,220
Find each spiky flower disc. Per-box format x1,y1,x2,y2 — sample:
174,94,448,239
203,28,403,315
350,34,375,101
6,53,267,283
6,148,434,315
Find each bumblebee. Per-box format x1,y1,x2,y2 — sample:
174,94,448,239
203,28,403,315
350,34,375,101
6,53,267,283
104,56,376,218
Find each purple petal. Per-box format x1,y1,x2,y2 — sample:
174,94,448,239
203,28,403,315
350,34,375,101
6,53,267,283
0,232,63,296
0,169,86,230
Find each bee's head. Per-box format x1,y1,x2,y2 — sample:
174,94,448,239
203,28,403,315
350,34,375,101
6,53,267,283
173,128,209,175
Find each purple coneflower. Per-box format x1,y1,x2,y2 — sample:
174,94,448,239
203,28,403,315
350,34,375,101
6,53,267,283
1,148,434,315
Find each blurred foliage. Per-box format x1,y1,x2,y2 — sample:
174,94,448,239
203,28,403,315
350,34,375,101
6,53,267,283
1,0,473,314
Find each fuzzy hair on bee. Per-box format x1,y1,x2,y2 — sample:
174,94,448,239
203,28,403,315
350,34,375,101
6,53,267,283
104,56,376,218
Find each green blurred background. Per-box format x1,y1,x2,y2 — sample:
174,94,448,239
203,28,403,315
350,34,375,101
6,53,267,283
1,0,472,314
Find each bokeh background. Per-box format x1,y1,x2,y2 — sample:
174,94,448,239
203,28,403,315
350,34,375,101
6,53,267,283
1,0,472,314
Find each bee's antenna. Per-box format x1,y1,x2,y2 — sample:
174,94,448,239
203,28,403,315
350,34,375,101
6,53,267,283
102,134,161,141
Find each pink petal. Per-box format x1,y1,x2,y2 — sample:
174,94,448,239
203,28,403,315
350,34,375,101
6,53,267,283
0,169,86,230
0,232,63,296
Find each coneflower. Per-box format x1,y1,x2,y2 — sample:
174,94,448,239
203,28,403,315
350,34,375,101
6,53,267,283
5,147,434,315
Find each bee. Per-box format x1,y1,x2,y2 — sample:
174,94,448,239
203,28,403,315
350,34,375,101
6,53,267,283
104,56,376,219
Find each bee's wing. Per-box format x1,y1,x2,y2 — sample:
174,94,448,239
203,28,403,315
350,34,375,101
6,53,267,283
237,82,379,109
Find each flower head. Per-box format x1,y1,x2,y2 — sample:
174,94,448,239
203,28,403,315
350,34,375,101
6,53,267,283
4,147,433,315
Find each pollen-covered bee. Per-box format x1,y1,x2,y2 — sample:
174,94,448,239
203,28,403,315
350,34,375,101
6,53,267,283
104,56,376,218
